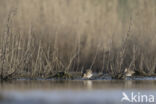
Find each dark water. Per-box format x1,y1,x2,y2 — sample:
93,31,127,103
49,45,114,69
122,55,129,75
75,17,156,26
0,80,156,104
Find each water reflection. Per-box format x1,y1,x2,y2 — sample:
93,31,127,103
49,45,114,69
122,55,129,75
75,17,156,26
0,80,156,104
0,80,156,91
83,80,93,90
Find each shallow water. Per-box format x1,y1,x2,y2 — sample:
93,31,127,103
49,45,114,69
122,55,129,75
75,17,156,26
0,80,156,104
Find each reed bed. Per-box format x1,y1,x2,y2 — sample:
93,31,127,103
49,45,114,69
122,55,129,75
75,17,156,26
0,0,156,79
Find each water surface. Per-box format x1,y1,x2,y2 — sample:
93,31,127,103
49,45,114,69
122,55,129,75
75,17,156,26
0,80,156,104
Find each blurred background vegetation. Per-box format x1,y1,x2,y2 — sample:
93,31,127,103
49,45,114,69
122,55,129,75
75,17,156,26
0,0,156,78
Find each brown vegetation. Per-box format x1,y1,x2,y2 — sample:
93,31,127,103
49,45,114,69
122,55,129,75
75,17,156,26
0,0,156,79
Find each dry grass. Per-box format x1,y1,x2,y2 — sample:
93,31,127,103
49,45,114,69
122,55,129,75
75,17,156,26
0,0,156,79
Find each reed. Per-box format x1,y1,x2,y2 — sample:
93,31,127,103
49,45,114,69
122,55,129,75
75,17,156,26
0,0,156,79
